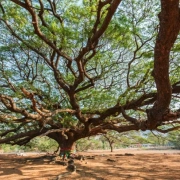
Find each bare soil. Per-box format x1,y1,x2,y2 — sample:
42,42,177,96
0,149,180,180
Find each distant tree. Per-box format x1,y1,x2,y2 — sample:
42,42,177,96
100,131,123,152
76,137,102,151
143,132,168,146
0,0,180,153
102,135,115,152
167,131,180,149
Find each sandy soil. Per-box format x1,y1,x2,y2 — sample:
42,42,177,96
0,149,180,180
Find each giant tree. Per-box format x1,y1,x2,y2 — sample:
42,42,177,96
0,0,180,152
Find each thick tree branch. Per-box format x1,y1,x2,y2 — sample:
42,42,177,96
148,0,180,128
156,126,180,133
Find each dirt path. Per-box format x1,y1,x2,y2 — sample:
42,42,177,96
0,149,180,180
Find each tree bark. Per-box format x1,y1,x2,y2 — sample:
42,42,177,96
110,143,113,152
47,131,76,160
59,139,75,160
147,0,180,129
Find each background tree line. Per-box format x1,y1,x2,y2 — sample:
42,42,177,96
0,131,179,153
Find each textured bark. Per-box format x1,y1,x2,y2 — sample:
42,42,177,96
147,0,180,129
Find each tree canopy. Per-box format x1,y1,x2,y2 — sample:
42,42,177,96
0,0,180,149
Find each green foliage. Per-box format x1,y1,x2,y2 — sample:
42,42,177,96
142,132,168,146
76,137,103,151
0,136,58,152
27,136,58,152
0,0,159,115
167,131,180,149
0,144,21,153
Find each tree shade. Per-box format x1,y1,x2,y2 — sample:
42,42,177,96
0,0,180,150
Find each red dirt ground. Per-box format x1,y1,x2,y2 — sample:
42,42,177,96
0,149,180,180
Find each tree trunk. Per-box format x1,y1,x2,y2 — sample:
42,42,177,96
47,131,76,160
147,0,180,129
59,139,75,160
110,142,113,152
